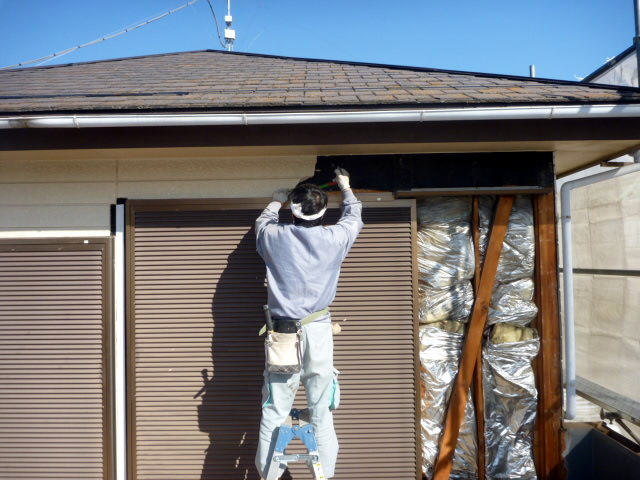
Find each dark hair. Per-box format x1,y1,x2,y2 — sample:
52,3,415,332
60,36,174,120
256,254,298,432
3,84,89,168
289,183,328,227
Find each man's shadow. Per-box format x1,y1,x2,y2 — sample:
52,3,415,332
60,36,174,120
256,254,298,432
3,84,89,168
195,229,267,480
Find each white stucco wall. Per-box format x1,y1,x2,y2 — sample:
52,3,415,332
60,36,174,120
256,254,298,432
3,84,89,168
0,154,316,237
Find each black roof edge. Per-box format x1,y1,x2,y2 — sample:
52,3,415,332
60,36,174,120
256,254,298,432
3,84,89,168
5,48,640,94
583,46,636,83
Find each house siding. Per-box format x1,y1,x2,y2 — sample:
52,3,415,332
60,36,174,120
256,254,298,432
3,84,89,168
0,155,315,237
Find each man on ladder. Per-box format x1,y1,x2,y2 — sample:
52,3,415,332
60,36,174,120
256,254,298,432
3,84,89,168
255,168,363,479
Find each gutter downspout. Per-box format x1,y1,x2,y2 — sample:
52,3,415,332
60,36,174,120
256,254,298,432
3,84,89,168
560,161,640,420
2,104,640,129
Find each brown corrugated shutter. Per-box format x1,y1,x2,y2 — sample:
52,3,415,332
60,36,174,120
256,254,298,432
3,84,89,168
128,199,418,480
0,239,113,480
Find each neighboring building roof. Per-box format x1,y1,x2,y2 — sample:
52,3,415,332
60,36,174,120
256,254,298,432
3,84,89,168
583,46,636,83
2,49,640,114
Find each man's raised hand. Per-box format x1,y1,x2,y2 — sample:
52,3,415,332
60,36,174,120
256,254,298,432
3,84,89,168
272,188,291,204
334,167,351,191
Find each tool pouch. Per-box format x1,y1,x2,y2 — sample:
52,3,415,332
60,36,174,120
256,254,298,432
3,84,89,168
265,330,303,374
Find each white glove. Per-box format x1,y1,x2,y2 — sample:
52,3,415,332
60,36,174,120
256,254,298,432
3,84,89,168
334,167,351,191
272,188,291,204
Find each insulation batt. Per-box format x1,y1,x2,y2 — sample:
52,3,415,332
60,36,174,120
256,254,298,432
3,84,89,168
418,196,474,226
420,323,477,480
483,324,539,480
418,281,474,324
417,229,475,288
479,196,535,283
488,278,538,327
417,197,475,289
490,322,537,344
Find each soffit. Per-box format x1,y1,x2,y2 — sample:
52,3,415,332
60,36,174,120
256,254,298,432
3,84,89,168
2,139,635,177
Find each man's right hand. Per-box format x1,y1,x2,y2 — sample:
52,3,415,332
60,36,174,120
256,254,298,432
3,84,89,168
334,167,351,191
272,188,291,204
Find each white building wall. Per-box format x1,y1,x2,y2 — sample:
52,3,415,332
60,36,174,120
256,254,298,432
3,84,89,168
0,154,316,237
590,51,637,87
558,48,640,408
567,172,640,403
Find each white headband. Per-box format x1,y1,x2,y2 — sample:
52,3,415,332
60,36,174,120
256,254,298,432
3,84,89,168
291,203,327,221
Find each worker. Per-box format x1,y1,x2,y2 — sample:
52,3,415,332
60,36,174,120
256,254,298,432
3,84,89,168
254,168,363,479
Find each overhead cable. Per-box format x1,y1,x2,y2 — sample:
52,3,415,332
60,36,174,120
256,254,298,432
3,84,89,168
206,0,228,49
1,0,202,70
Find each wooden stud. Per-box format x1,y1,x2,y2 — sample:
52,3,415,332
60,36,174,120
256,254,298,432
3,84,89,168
532,192,566,480
433,195,514,480
471,196,486,480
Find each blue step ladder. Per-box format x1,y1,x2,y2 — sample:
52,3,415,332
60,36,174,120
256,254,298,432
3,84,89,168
265,408,326,480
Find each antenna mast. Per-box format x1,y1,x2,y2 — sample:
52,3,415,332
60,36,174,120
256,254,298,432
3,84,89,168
224,0,236,51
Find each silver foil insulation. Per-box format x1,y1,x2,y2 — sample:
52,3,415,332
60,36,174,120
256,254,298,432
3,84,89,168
479,196,535,284
481,196,539,480
420,324,478,480
417,197,476,291
488,278,538,327
417,197,475,319
419,281,474,324
417,197,477,479
483,330,540,480
417,196,539,480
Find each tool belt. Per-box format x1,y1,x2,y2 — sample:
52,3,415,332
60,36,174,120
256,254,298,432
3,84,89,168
261,308,330,375
258,307,330,336
272,319,302,334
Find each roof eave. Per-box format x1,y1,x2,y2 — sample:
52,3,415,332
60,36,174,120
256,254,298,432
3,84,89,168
3,103,640,129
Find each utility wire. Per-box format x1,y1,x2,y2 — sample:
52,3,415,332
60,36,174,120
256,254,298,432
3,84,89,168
205,0,227,49
1,0,202,70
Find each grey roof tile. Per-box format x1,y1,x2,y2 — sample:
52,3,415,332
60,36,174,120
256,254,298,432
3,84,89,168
1,49,640,114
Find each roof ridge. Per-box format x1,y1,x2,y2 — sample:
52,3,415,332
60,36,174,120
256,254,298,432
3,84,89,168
4,48,640,93
0,49,226,72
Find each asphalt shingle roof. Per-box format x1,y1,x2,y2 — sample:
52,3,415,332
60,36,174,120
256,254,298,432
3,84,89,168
2,49,640,114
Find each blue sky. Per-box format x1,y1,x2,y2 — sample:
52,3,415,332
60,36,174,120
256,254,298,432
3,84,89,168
0,0,634,81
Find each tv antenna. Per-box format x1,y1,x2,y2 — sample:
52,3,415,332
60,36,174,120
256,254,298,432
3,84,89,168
224,0,236,51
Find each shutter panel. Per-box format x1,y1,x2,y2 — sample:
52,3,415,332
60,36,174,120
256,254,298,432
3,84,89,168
0,241,112,480
129,200,418,480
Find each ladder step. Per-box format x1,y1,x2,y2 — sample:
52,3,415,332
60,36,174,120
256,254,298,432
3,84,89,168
273,454,319,463
265,409,327,480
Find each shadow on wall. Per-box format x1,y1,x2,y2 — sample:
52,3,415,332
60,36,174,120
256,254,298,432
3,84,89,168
195,230,266,480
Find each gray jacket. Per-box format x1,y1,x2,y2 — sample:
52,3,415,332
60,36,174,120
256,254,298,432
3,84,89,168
255,189,363,321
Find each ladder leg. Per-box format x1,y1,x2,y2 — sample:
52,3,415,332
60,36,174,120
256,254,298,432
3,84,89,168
298,424,326,480
265,425,295,480
308,451,326,480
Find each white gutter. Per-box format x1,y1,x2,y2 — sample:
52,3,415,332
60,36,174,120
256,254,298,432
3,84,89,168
114,204,127,480
1,104,640,128
560,161,640,420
